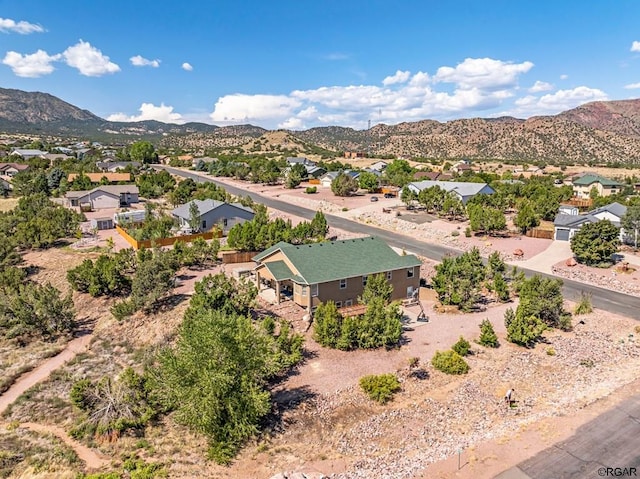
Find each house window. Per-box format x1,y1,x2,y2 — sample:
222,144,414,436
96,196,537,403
386,271,392,280
201,220,207,229
362,275,368,286
339,279,347,289
311,284,318,297
301,286,307,297
345,299,353,307
335,301,342,308
223,218,228,227
407,267,414,278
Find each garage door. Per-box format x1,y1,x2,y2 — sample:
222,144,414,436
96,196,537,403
555,228,570,241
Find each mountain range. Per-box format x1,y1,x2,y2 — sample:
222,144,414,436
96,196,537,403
2,87,640,163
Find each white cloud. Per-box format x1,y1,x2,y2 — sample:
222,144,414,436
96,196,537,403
434,57,534,90
529,80,553,93
382,70,411,86
63,40,119,76
631,41,640,52
278,117,305,130
210,94,302,123
324,53,349,61
107,103,184,124
508,86,608,117
0,17,44,34
2,50,61,77
560,74,569,80
130,55,160,68
182,62,193,71
624,82,640,89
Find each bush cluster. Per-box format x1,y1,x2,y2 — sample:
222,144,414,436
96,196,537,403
359,374,401,404
431,350,470,375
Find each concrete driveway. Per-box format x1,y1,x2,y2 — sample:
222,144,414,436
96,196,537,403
509,240,572,274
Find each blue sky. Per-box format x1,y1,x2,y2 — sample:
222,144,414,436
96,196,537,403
1,0,640,129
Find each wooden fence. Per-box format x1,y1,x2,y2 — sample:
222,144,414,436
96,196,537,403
525,227,555,240
116,225,222,250
221,250,260,264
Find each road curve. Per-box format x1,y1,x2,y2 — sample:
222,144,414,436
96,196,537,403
157,166,640,319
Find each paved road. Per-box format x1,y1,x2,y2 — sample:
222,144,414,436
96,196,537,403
495,395,640,479
157,166,640,319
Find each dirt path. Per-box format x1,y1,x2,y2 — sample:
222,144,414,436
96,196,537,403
0,333,92,416
19,422,110,469
0,331,108,470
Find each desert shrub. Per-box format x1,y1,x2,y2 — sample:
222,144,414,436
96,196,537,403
451,336,471,356
478,319,499,348
431,350,469,375
574,292,593,315
546,347,556,356
305,186,317,194
451,230,460,237
359,373,401,404
408,357,420,368
464,226,472,237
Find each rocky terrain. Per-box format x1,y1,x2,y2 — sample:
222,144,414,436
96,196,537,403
3,87,640,163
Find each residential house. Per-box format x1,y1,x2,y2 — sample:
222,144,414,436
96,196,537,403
572,173,623,199
68,172,132,183
96,161,141,172
286,157,316,167
413,171,441,181
369,161,388,172
42,153,72,164
0,163,29,177
65,185,140,210
553,202,627,241
9,148,47,160
253,236,422,312
171,199,254,235
406,180,495,205
319,170,360,188
451,161,473,174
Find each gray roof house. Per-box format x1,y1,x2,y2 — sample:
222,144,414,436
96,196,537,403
65,185,140,210
407,180,495,204
286,157,316,167
553,202,627,241
10,148,47,159
171,199,254,235
96,161,141,172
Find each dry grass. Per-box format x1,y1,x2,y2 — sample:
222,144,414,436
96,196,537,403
0,198,18,212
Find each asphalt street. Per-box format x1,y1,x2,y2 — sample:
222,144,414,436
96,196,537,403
158,166,640,319
495,395,640,479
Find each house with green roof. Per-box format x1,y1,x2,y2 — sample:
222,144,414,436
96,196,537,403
572,173,623,199
252,236,421,312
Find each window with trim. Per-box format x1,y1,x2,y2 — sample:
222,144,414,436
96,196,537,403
223,218,228,226
386,271,392,280
345,299,353,307
407,267,414,278
301,286,307,297
340,279,347,289
201,220,207,229
311,284,318,297
362,275,368,286
335,301,342,308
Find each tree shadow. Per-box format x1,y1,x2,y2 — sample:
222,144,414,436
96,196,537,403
409,368,429,380
264,385,318,434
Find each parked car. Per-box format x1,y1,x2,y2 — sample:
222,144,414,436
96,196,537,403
370,196,379,202
384,193,395,198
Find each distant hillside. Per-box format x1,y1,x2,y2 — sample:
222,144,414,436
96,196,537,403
2,87,640,163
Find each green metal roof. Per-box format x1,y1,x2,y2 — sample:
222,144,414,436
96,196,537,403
573,173,623,187
255,236,421,285
252,241,290,262
262,260,304,283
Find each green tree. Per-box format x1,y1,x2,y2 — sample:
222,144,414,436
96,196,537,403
359,273,393,305
431,350,469,375
478,319,499,348
359,374,401,404
570,220,620,266
313,301,342,348
517,276,571,330
451,336,471,356
151,305,302,464
188,202,201,232
130,141,157,164
285,163,306,189
331,173,358,197
622,204,640,249
431,248,485,311
513,200,540,234
400,186,418,207
505,309,546,347
384,160,414,187
358,171,380,193
467,204,506,235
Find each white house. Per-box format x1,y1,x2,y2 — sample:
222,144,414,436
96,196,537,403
553,202,627,241
65,185,140,210
406,180,495,205
10,148,47,160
